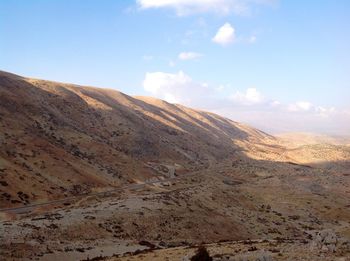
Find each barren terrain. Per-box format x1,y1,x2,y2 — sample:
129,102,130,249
0,71,349,260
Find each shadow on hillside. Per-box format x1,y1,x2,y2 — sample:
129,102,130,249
0,72,349,210
0,72,253,161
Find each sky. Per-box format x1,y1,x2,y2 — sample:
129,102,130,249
1,0,350,135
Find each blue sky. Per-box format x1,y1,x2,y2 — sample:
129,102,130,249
1,0,349,134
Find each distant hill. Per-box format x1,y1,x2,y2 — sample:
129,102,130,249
277,132,350,146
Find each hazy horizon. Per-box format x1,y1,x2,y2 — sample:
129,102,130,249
1,0,349,135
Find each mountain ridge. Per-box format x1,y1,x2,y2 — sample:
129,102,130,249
1,71,350,260
0,70,276,208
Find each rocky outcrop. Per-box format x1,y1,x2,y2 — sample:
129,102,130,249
310,230,345,253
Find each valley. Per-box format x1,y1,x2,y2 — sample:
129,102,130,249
0,71,349,260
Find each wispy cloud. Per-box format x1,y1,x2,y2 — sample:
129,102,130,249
248,35,257,43
142,55,154,61
137,0,276,16
230,88,264,105
178,52,203,60
288,101,313,112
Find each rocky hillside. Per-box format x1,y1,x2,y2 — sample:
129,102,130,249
1,71,349,261
0,71,276,208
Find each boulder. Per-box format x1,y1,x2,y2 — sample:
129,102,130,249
311,229,339,253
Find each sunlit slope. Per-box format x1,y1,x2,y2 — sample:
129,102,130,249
0,71,275,207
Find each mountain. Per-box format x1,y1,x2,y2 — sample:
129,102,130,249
0,71,349,261
0,70,276,208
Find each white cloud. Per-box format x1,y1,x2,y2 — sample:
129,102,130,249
137,0,275,16
287,102,336,117
314,106,336,117
142,71,348,135
216,85,226,92
270,100,281,107
230,88,264,105
212,23,235,46
288,101,313,112
178,52,203,60
142,71,209,104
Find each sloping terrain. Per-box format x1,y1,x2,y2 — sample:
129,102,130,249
0,71,349,260
0,71,275,208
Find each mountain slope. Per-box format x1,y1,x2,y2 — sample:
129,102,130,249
1,71,350,261
0,71,276,207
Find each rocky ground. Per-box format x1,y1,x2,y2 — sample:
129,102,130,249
1,71,350,260
1,157,349,260
108,237,350,261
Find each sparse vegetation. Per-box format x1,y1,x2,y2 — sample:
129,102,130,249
0,72,349,261
190,246,212,261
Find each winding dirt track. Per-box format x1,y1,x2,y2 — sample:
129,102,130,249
0,174,184,214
